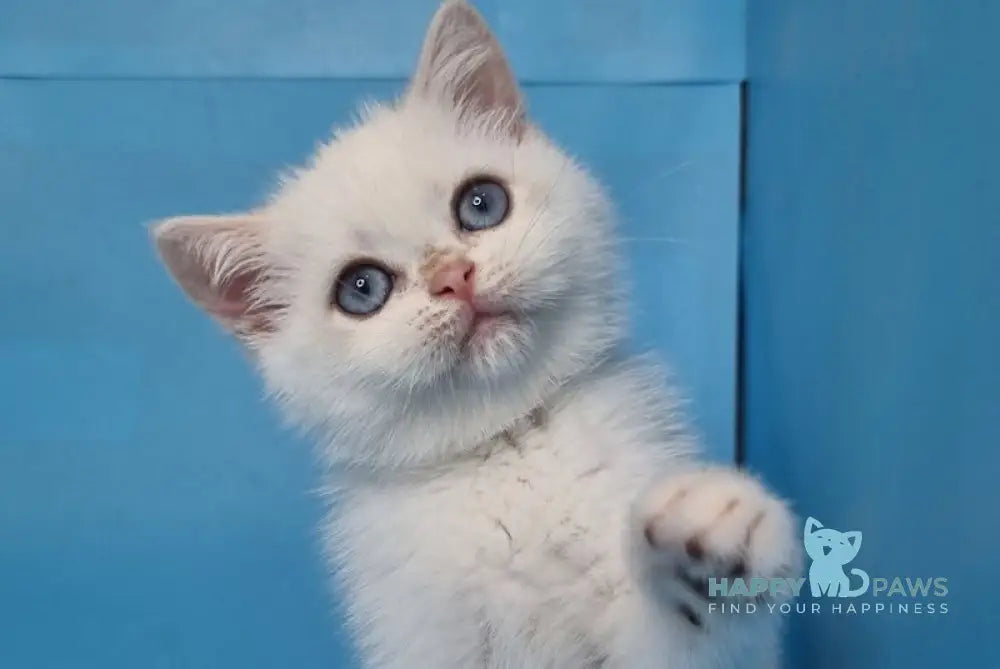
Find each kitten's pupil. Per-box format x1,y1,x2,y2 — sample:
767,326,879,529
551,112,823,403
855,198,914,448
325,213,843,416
355,277,369,293
472,194,486,210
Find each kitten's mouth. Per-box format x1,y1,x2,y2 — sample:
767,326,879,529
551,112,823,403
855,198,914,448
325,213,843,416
459,304,517,350
471,310,510,330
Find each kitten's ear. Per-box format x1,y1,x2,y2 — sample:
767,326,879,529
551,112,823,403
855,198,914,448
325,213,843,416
408,0,524,136
843,531,862,550
152,214,282,336
805,517,823,535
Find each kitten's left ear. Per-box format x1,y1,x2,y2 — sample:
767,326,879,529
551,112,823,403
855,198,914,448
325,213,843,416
408,0,524,137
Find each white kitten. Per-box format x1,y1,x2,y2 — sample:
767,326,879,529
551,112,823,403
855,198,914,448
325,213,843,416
153,2,801,667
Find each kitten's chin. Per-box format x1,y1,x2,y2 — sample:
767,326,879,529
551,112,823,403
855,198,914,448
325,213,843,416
454,311,536,381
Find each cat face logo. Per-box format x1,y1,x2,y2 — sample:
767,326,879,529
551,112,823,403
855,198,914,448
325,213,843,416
804,517,871,598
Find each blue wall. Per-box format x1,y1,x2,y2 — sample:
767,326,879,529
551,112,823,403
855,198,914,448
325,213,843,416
745,1,999,667
0,2,744,667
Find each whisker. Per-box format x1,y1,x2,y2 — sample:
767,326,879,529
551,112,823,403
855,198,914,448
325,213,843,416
621,161,696,200
512,154,572,259
619,236,698,248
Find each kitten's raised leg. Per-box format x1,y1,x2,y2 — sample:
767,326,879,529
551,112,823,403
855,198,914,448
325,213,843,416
626,468,802,667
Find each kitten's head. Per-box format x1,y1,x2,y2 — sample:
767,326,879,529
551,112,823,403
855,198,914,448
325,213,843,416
153,0,623,467
804,517,862,565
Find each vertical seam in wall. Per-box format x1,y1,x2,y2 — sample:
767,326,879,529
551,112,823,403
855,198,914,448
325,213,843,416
735,79,749,467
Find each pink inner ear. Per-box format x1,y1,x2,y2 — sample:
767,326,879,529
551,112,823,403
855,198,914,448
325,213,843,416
213,271,256,320
213,269,281,333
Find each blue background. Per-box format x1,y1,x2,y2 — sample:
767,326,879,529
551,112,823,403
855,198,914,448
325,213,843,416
745,1,998,666
0,0,994,667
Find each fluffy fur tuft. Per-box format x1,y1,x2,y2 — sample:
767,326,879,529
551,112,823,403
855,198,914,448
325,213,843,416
152,2,800,667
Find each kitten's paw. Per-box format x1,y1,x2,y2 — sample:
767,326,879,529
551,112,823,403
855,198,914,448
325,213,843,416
636,468,802,628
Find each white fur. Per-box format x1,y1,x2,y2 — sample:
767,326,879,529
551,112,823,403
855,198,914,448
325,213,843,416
152,2,801,667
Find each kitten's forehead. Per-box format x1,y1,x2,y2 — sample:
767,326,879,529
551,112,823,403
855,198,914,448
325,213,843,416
332,105,519,192
272,100,548,263
270,103,524,253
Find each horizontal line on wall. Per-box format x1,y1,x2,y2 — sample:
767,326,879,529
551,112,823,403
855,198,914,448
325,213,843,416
0,73,743,88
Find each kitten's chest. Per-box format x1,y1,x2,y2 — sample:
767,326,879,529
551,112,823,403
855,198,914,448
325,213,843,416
331,392,673,664
343,421,641,616
458,433,626,590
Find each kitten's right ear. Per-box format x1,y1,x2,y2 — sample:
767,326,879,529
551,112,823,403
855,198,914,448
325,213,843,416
805,517,823,535
151,214,282,336
408,0,524,136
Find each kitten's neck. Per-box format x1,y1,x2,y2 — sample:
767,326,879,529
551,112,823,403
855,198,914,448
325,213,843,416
324,352,619,475
327,402,549,489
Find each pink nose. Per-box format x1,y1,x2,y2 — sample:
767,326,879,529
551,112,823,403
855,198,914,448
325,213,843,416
429,259,476,302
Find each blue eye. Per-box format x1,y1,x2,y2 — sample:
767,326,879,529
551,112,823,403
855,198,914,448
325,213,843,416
333,263,393,316
455,178,510,231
